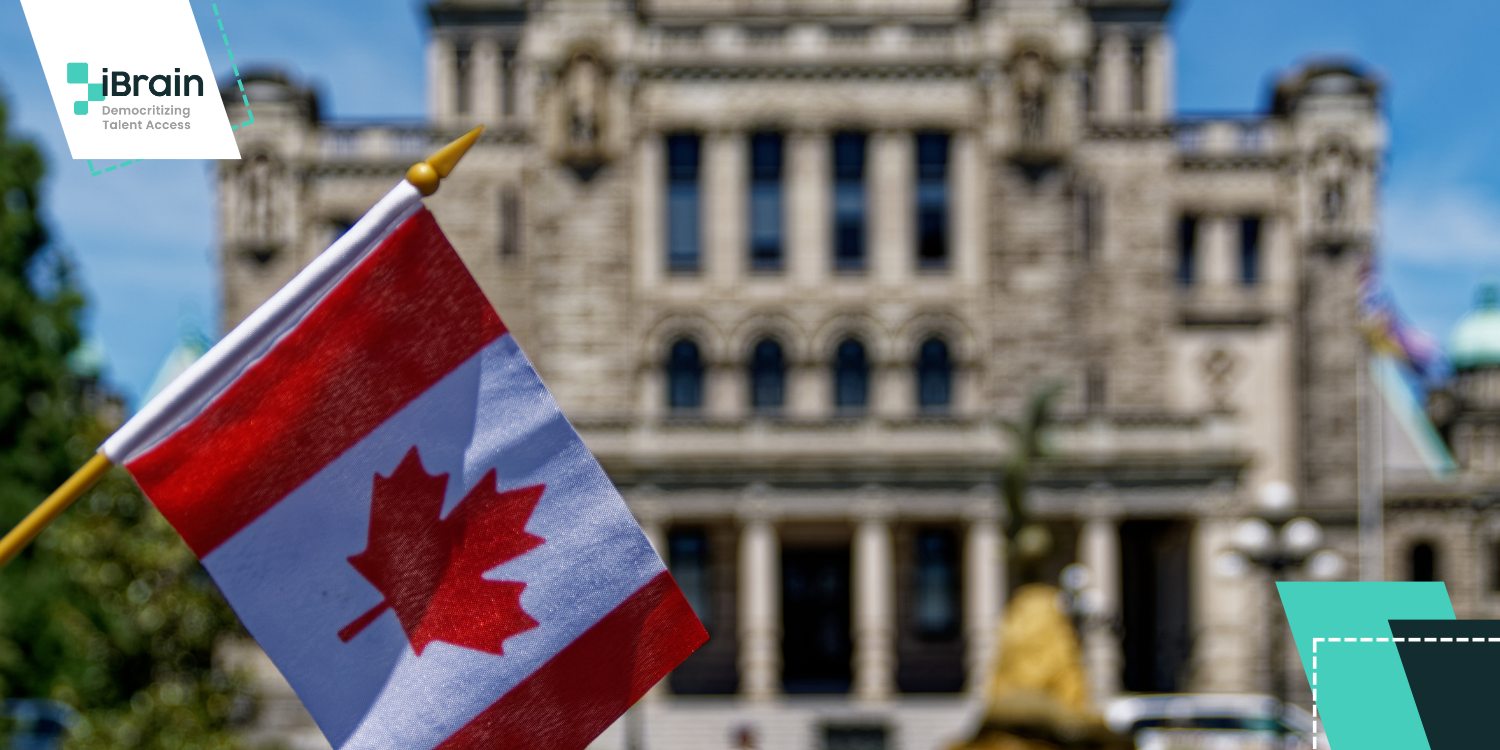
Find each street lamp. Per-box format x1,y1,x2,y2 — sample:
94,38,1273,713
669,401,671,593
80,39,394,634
1217,516,1347,703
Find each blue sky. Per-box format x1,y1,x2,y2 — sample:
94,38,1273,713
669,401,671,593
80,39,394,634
1,0,1497,407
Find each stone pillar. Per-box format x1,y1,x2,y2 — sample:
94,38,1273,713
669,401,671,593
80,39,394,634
853,511,896,701
739,515,780,699
470,37,501,125
964,504,1004,693
869,130,910,285
427,37,457,125
1080,515,1122,704
787,130,829,288
1202,215,1234,288
706,130,746,287
1145,32,1174,120
634,134,663,290
952,130,982,290
1095,31,1130,121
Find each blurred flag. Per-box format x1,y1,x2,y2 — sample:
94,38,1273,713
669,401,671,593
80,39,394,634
1358,259,1443,377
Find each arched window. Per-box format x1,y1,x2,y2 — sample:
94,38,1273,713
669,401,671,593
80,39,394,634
834,338,869,410
749,339,786,411
667,339,703,411
917,337,952,411
1411,542,1438,582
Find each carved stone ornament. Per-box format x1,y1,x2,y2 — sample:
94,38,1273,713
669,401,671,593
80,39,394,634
555,48,610,179
1202,347,1239,410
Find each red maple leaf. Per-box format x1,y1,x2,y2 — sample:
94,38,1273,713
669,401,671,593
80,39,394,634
337,447,545,656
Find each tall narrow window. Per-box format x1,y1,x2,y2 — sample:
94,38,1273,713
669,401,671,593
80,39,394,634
1177,215,1198,286
500,49,517,117
915,132,950,268
1129,39,1146,114
455,46,472,115
1490,540,1500,592
1078,185,1100,261
666,134,702,272
668,528,712,631
1240,216,1262,285
832,132,868,271
1086,364,1106,413
913,529,960,639
833,339,869,411
499,188,520,258
749,133,785,271
667,339,704,411
750,339,786,411
917,337,952,411
1411,542,1438,582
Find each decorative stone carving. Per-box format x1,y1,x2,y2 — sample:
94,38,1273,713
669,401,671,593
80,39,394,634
1202,347,1238,411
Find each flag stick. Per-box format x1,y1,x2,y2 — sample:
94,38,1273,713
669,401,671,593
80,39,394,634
0,127,485,572
0,453,114,569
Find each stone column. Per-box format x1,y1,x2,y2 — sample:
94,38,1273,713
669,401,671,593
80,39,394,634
634,134,663,290
787,130,829,288
470,37,500,125
427,37,457,125
1202,215,1234,288
1144,32,1174,120
869,130,910,285
1080,514,1122,704
964,503,1004,693
952,130,982,289
706,130,746,287
738,514,780,699
1094,31,1130,122
853,510,896,701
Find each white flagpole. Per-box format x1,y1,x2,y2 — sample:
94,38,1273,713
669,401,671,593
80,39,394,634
1357,346,1385,582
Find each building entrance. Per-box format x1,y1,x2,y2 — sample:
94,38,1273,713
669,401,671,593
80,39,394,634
782,545,853,694
1120,520,1192,693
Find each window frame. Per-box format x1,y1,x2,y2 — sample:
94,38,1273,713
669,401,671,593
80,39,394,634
831,131,869,273
665,133,703,274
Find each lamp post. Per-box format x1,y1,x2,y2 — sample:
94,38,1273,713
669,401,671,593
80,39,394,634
1217,516,1346,702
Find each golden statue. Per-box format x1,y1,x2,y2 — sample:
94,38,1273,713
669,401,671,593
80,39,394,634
950,584,1131,750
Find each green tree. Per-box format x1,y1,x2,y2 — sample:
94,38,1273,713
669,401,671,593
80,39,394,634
0,88,253,749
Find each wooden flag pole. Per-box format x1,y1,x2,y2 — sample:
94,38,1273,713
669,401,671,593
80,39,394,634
0,453,114,569
0,127,486,571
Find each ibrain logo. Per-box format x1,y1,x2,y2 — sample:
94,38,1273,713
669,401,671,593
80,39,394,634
67,62,103,115
66,62,205,115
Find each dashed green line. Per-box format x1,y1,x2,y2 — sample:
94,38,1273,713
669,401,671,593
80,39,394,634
211,2,253,131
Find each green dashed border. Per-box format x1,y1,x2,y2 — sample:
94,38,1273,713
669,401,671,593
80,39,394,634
87,1,251,176
212,2,254,131
87,158,141,176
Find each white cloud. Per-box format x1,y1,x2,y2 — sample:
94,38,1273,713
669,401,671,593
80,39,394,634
1384,185,1500,266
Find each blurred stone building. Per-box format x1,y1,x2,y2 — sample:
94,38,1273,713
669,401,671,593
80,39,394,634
216,1,1389,748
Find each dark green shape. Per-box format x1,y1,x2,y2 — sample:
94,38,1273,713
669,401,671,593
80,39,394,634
1390,620,1500,750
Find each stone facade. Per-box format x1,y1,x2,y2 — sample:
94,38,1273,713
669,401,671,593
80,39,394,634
216,1,1387,749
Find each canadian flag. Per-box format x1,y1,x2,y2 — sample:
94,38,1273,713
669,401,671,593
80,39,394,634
99,180,707,749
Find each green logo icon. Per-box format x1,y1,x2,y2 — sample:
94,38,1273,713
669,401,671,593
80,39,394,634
67,62,104,115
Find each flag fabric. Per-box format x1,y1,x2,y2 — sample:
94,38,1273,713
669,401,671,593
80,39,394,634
98,180,707,750
1357,259,1443,377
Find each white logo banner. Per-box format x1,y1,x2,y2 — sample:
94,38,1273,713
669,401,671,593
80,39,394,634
20,0,241,160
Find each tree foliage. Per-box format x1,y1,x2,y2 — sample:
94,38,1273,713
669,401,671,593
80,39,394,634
0,88,253,750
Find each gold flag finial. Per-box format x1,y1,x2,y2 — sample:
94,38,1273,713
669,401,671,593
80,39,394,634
407,125,484,196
